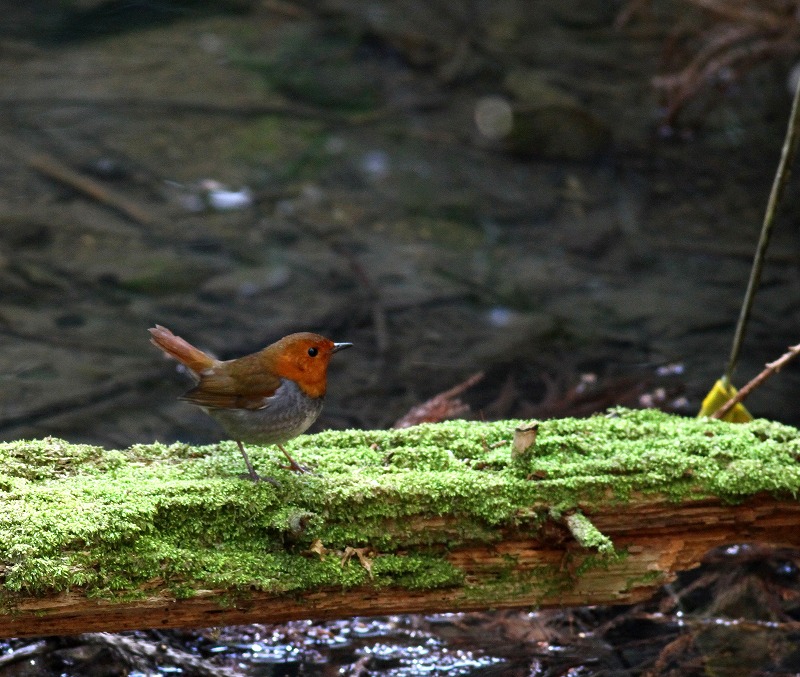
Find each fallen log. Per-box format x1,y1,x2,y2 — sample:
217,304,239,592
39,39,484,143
1,408,799,637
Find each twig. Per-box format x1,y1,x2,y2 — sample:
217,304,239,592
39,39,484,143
0,137,157,225
393,371,484,428
25,151,156,225
262,0,312,18
659,37,797,125
723,68,800,384
685,0,789,32
712,343,800,419
614,0,650,29
562,511,616,557
645,0,800,122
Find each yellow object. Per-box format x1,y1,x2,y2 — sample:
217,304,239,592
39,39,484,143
698,379,753,422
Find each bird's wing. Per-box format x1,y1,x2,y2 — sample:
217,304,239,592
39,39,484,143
179,352,281,410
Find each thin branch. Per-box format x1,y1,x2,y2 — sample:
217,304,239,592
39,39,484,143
711,343,800,419
0,138,157,225
27,152,156,225
686,0,792,31
723,71,800,384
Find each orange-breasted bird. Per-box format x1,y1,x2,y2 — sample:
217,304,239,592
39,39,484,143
149,325,352,481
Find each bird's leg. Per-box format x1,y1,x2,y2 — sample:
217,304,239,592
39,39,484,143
236,440,279,485
277,444,308,474
236,440,259,480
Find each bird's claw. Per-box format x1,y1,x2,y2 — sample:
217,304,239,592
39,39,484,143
279,460,313,474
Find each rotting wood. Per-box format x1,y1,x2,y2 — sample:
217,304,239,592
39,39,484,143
3,495,800,637
1,409,799,637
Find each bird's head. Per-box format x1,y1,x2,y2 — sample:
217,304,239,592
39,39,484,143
264,332,352,398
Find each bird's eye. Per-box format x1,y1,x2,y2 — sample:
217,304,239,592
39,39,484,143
308,347,318,357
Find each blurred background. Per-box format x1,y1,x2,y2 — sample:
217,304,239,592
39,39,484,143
1,0,800,449
3,2,800,673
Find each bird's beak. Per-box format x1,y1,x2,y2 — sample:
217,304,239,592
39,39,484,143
332,342,353,354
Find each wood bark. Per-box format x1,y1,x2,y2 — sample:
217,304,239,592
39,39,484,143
5,492,799,638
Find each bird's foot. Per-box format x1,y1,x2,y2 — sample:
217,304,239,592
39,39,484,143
235,441,280,485
276,444,316,474
278,459,313,474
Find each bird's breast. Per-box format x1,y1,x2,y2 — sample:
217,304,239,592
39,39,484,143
205,378,324,445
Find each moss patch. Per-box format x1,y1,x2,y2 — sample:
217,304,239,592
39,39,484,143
1,409,799,605
563,511,617,557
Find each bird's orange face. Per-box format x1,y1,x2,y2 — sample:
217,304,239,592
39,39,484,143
268,332,351,398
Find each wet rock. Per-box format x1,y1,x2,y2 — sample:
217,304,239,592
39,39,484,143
323,0,455,69
504,70,578,107
199,264,292,300
109,254,226,295
0,273,32,303
240,21,381,111
501,252,586,303
0,219,51,248
499,69,612,160
557,207,623,258
550,0,618,28
399,306,556,384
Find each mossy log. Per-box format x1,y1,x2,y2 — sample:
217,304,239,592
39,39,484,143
2,409,800,637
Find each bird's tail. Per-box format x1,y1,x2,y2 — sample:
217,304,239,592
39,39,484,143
149,325,216,373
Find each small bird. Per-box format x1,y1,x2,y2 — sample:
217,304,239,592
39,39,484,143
149,325,352,481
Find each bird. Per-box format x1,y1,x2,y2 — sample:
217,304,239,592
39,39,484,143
149,325,352,481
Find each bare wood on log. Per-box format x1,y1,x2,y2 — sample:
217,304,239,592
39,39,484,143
2,494,799,638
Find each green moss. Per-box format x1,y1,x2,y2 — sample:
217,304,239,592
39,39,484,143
463,563,575,605
573,550,623,578
563,512,616,557
371,555,464,589
625,569,666,591
0,409,799,606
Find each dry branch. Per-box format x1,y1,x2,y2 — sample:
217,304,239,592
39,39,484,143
393,371,484,427
622,0,800,124
0,138,157,225
712,343,800,418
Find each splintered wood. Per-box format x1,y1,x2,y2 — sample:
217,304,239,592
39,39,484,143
2,493,799,637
